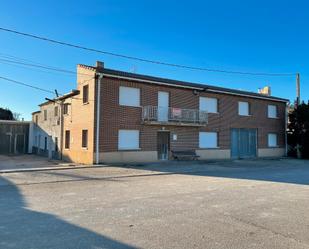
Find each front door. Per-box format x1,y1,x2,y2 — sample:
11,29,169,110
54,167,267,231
231,128,257,159
158,91,169,122
157,131,170,160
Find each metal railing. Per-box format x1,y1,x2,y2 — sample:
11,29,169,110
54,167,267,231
142,106,208,124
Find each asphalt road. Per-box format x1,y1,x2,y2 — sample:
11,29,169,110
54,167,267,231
0,159,309,249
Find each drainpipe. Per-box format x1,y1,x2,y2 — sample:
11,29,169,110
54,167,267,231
95,73,103,164
285,102,289,157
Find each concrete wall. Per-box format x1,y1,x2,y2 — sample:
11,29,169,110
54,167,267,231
99,151,158,163
258,148,285,158
196,149,231,160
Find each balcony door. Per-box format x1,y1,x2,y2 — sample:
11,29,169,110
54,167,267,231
158,91,169,122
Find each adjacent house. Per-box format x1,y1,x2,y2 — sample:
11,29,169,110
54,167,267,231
32,61,289,164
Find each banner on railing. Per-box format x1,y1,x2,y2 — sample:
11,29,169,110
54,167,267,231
172,108,182,118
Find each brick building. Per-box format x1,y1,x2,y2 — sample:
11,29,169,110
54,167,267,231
32,61,288,164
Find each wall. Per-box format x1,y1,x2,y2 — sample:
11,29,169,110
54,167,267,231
32,102,61,159
99,76,286,162
61,65,96,164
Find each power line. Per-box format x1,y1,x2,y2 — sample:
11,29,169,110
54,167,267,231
0,53,95,77
0,75,55,94
0,74,94,101
0,27,296,77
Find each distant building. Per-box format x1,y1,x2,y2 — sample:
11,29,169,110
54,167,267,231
0,120,30,155
32,61,289,164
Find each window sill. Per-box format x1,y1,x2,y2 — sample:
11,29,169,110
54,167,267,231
119,104,142,108
83,102,89,105
198,147,220,150
268,146,279,148
238,114,252,117
267,117,279,119
82,147,88,150
208,112,220,115
118,148,141,151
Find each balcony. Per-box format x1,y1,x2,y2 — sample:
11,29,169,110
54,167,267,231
142,106,208,126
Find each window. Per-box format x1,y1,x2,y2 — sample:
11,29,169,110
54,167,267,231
44,137,47,150
55,137,59,152
199,97,218,113
83,85,89,104
119,86,140,107
199,132,218,148
268,133,278,147
268,105,277,118
65,130,70,149
82,130,88,148
238,102,250,116
54,106,58,117
63,103,69,115
118,130,139,150
35,115,38,124
44,110,47,121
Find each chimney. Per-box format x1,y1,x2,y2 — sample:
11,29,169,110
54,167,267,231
96,61,104,69
258,86,271,96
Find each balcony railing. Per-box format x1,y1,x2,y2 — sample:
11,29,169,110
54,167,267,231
142,106,208,125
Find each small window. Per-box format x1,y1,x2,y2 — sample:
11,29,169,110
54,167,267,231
118,130,139,150
268,105,277,118
83,85,89,104
82,130,88,148
55,137,59,152
268,133,278,147
44,137,47,150
54,106,58,117
238,102,250,116
35,115,38,124
44,110,47,121
65,130,70,149
199,97,218,113
119,86,140,107
199,132,218,148
63,103,69,115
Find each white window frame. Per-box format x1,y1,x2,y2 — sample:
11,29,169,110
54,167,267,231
118,130,140,150
268,133,278,147
268,105,278,118
199,97,218,113
199,132,218,149
119,86,140,107
238,101,250,116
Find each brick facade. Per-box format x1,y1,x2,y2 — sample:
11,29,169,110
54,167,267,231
99,76,286,156
32,63,288,164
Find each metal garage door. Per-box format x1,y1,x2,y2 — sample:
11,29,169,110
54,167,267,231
231,128,257,159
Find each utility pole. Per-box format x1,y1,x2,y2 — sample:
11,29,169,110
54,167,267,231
296,73,300,106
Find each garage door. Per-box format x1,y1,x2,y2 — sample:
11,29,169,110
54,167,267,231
231,128,257,159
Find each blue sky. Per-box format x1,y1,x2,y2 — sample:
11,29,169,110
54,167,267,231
0,0,308,120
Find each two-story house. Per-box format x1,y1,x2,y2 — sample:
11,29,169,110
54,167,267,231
32,61,288,164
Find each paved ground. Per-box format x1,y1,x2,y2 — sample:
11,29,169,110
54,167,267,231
0,159,309,249
0,155,78,172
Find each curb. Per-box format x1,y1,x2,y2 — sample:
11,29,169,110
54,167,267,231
0,165,92,174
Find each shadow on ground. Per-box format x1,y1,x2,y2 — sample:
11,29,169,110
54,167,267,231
0,176,136,249
112,159,309,186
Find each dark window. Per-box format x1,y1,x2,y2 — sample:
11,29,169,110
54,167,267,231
83,85,89,104
65,130,70,149
63,104,69,115
44,110,47,121
55,137,59,152
35,115,38,124
44,137,47,150
82,130,88,148
54,106,58,117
